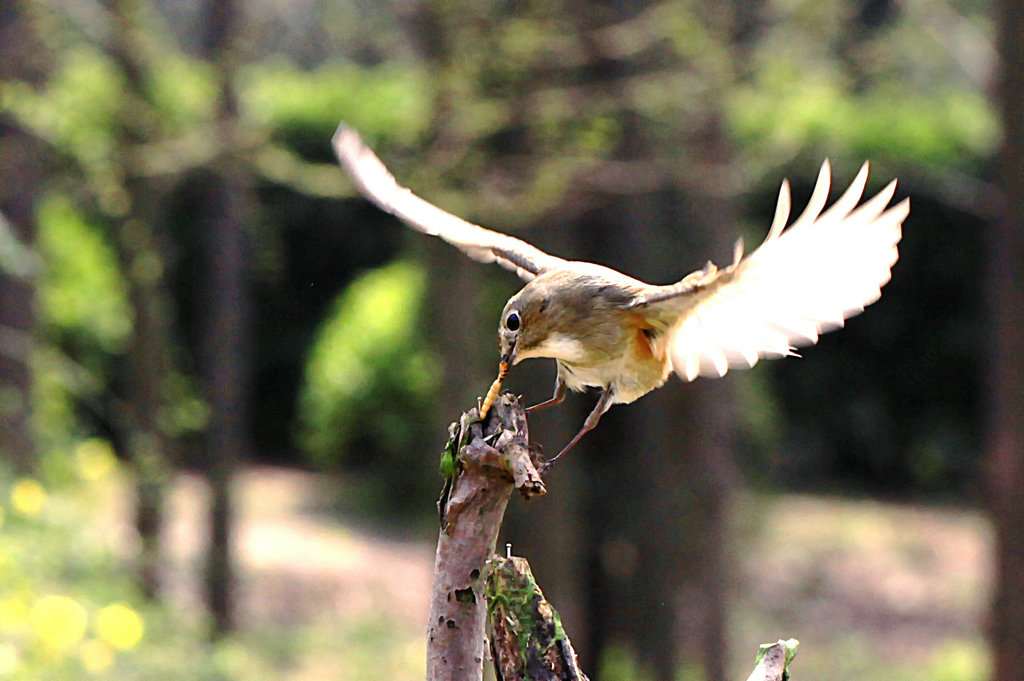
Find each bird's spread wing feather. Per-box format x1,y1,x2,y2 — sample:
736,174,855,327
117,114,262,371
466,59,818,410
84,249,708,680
333,123,567,281
640,160,908,382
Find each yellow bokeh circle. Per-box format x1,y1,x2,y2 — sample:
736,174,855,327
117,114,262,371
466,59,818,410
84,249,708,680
95,603,144,651
75,439,117,481
30,595,88,652
80,639,115,673
11,479,47,516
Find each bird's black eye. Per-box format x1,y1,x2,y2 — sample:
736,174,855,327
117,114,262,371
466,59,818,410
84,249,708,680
505,311,521,332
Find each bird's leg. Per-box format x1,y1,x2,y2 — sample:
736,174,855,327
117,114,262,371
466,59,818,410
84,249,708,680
526,376,567,413
544,387,614,466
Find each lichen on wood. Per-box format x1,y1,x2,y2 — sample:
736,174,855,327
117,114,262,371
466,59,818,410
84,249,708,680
486,554,588,681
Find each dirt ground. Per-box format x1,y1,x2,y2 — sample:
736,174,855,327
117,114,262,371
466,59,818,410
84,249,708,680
150,466,992,681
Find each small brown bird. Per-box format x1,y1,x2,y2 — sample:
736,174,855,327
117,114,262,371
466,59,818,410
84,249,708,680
333,123,908,462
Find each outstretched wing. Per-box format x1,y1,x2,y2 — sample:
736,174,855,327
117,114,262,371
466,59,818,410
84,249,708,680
638,160,908,381
333,123,567,281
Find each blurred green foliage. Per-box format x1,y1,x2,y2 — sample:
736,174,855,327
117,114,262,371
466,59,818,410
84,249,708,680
37,195,132,355
729,82,997,167
298,260,441,514
240,61,431,151
0,444,380,681
2,47,123,162
27,196,129,458
145,55,219,129
0,444,188,680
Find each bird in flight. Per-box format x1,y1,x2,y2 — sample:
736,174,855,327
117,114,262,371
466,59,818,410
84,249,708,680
332,123,908,463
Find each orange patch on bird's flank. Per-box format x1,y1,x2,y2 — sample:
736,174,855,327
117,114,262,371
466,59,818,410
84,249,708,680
480,361,508,419
628,312,656,360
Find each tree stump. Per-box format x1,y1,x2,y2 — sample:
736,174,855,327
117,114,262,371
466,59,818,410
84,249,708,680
427,393,545,681
424,392,799,681
487,554,588,681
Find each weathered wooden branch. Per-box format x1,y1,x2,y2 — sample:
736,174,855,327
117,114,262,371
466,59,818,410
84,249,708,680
486,553,798,681
425,392,798,681
487,555,589,681
427,393,545,681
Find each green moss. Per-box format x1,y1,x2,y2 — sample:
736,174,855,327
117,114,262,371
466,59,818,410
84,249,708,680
439,443,457,480
486,557,567,664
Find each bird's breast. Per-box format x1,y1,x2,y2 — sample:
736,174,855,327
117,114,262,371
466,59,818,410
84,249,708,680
556,314,672,405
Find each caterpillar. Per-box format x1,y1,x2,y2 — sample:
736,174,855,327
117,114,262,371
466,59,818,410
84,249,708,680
479,361,508,420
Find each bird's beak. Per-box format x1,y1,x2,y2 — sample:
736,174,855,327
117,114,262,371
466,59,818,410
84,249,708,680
501,340,517,366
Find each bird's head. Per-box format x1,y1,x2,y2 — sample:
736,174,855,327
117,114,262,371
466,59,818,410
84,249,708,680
497,285,558,366
498,274,603,368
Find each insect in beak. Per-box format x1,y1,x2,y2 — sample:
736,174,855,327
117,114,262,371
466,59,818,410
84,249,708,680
479,360,509,420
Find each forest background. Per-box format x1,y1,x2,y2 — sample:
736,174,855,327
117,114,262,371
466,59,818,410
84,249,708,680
2,0,1023,680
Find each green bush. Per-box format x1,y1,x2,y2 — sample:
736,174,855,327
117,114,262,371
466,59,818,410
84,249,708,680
297,260,441,516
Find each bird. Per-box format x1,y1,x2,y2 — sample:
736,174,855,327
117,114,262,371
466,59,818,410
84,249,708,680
332,122,908,463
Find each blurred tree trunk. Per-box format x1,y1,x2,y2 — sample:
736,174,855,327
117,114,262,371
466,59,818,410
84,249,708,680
606,135,739,681
414,0,596,662
106,0,178,600
661,113,739,681
411,1,495,427
565,4,740,679
198,163,249,637
0,171,35,474
198,0,252,637
0,149,38,475
0,5,49,474
987,1,1024,678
